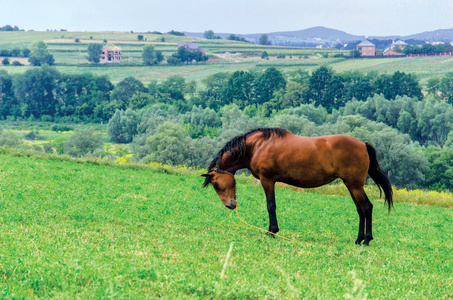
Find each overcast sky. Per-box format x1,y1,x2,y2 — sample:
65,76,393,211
2,0,453,37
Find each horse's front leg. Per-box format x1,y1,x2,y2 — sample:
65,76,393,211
261,178,279,235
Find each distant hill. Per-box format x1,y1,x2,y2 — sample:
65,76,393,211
404,28,453,42
185,26,453,47
268,26,364,41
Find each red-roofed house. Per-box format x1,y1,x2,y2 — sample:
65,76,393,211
357,40,376,56
383,40,407,56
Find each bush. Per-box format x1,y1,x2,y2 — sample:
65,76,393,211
0,129,22,147
51,124,74,132
25,130,38,140
22,48,30,57
141,122,190,165
63,129,104,157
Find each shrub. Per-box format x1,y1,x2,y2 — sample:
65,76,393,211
63,129,104,157
51,124,74,132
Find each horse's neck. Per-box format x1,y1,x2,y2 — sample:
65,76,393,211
219,153,247,174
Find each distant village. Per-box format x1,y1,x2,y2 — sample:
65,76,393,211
355,39,453,58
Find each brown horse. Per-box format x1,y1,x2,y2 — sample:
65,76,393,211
202,128,393,245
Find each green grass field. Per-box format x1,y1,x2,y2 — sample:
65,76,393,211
0,154,452,298
2,31,453,85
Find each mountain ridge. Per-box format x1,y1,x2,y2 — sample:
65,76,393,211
184,26,453,46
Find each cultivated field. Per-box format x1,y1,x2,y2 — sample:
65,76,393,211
0,153,452,298
2,31,453,84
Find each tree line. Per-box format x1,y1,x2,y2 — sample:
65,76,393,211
1,64,453,190
403,43,453,55
0,64,435,123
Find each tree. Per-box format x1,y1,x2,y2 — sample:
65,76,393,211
268,114,317,137
180,105,221,138
129,92,155,110
255,67,286,105
177,46,189,64
87,43,103,63
261,51,269,59
426,77,441,95
439,73,453,104
154,50,164,65
137,34,144,41
227,34,249,43
2,58,9,65
22,48,30,57
0,70,19,118
107,109,139,143
391,71,423,100
110,77,147,109
63,129,104,157
28,41,54,66
223,70,256,108
259,34,272,46
142,122,190,165
11,48,20,57
218,104,260,144
142,44,155,65
422,147,453,190
350,49,361,58
200,72,229,110
158,76,188,111
14,65,60,118
204,30,214,40
57,73,114,121
307,66,332,103
339,71,375,102
374,71,422,100
167,56,181,66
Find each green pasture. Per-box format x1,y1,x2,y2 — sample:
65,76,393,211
0,154,452,298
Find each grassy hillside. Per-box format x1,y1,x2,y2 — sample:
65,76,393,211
2,31,453,84
0,154,452,298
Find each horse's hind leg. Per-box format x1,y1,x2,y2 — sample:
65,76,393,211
345,184,374,245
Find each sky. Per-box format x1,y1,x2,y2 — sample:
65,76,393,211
2,0,453,37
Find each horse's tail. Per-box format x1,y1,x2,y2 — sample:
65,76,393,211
366,143,394,213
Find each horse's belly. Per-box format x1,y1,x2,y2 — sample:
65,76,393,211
279,174,338,189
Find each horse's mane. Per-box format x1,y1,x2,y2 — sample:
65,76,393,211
207,127,287,173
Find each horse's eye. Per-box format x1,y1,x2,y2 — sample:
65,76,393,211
213,183,219,189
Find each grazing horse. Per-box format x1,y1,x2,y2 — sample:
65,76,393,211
202,128,393,245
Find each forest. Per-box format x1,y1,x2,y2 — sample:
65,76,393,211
1,65,453,190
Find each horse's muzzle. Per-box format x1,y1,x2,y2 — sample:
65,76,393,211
225,199,237,210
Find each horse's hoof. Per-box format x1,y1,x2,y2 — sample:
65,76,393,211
266,232,276,238
363,238,373,246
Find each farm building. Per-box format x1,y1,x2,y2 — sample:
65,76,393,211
383,40,407,56
100,44,121,63
177,42,206,55
357,40,376,56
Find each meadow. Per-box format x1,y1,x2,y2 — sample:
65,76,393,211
2,31,453,84
0,153,452,298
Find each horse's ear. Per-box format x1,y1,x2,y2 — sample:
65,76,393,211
201,173,213,187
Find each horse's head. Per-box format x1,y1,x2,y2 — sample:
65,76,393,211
202,169,237,209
